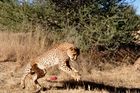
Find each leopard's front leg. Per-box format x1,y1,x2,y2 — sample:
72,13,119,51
59,61,81,81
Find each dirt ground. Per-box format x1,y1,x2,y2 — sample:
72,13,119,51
1,61,140,93
0,61,109,93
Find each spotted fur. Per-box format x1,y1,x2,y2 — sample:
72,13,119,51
21,42,81,90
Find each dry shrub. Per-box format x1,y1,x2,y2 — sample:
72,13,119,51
0,31,51,67
76,44,139,75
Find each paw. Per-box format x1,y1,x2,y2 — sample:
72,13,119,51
74,75,81,81
73,72,81,81
33,85,42,93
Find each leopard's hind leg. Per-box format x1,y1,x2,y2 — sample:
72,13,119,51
32,64,46,91
20,63,32,89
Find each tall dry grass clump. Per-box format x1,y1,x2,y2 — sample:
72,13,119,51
0,30,52,67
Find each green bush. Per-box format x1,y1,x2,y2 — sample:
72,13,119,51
0,0,140,51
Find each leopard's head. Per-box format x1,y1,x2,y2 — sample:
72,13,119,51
67,47,80,61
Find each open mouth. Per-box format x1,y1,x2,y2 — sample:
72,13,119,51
71,58,76,61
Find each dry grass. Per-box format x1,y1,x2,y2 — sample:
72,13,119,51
0,31,140,93
0,31,51,65
90,66,140,88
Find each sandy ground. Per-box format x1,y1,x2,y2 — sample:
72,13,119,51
1,61,140,93
0,62,108,93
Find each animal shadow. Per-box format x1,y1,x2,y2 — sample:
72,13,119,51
51,79,140,93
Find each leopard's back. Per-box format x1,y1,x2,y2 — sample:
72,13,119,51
31,46,69,69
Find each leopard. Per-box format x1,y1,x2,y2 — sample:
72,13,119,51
20,42,81,91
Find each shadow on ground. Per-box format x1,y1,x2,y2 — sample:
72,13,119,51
47,79,140,93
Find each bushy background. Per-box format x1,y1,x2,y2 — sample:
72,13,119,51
0,1,140,92
0,0,140,48
0,0,140,68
